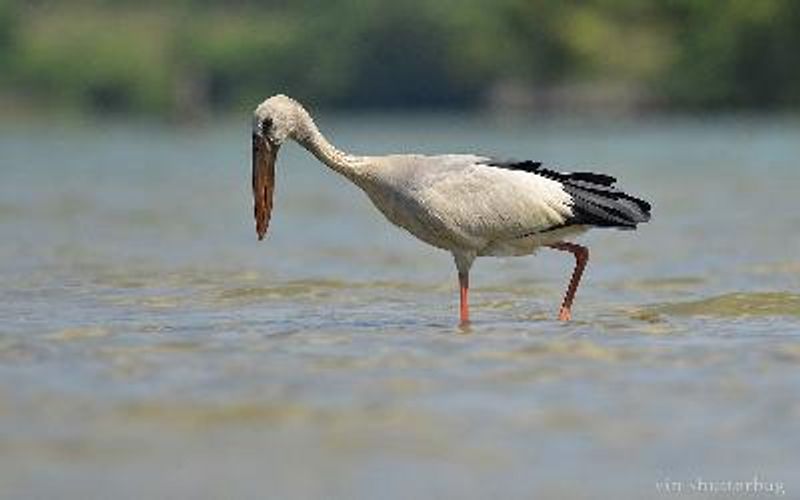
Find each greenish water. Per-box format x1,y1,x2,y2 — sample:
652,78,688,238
1,114,799,499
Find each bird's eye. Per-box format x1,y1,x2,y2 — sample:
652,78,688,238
260,118,272,135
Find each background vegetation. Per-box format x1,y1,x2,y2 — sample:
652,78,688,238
1,0,799,117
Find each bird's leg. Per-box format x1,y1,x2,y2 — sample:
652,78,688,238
453,252,475,326
547,242,589,321
458,271,470,325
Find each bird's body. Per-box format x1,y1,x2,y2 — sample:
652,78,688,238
355,154,584,254
252,95,651,323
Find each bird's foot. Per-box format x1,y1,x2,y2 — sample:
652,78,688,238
558,307,572,321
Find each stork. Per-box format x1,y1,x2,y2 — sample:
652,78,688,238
252,95,651,324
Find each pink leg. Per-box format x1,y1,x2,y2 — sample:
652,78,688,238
547,242,589,321
459,271,470,325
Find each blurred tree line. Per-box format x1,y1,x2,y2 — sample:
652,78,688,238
0,0,798,116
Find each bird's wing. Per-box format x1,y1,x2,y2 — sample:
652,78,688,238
410,155,576,244
409,155,651,244
484,159,651,229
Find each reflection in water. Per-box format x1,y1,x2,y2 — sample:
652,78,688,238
0,116,799,499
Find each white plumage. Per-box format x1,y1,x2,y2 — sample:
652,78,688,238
251,94,651,323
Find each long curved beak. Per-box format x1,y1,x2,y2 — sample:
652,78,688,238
252,133,278,240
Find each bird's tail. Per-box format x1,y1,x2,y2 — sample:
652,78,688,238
558,172,651,229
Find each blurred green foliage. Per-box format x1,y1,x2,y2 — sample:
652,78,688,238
0,0,798,116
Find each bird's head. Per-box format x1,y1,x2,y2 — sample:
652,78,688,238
251,94,303,240
253,94,301,146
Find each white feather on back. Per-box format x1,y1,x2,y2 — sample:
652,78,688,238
423,163,572,242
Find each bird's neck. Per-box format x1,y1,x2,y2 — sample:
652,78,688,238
291,110,364,180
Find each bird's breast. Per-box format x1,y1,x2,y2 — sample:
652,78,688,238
360,181,473,252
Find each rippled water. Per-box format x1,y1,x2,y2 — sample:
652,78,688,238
1,114,799,499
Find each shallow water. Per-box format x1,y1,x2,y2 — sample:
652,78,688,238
1,114,799,499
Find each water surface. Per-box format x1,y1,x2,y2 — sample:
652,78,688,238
1,114,799,499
